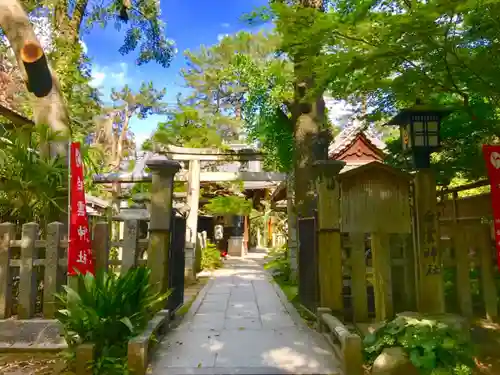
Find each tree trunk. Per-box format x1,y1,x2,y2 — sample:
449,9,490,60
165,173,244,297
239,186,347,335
116,112,130,167
0,0,71,156
292,0,327,218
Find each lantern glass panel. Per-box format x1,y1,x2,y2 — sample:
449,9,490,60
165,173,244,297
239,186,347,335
428,135,439,147
413,121,424,132
427,121,439,132
414,134,425,146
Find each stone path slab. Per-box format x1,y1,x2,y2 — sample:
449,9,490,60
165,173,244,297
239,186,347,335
152,251,342,375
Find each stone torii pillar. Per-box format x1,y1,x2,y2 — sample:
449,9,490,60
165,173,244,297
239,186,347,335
184,159,201,283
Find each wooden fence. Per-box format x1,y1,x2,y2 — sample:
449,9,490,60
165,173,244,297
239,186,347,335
439,222,498,320
438,183,499,321
0,219,149,320
297,217,415,322
341,232,415,322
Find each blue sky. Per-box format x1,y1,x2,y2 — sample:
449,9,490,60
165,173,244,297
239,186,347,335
82,0,269,147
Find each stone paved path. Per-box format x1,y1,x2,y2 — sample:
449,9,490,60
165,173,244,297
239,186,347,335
152,250,342,375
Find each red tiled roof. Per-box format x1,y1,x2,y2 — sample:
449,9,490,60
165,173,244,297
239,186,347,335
328,119,386,159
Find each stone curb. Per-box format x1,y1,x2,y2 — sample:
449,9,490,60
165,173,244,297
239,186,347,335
266,272,305,328
263,268,339,351
159,365,340,375
180,276,215,323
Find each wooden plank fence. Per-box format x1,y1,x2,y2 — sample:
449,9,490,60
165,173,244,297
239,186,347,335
297,219,415,323
0,219,149,320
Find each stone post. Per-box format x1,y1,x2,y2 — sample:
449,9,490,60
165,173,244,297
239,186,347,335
146,156,180,295
414,169,445,314
287,173,299,281
313,160,346,313
228,215,245,257
185,159,201,283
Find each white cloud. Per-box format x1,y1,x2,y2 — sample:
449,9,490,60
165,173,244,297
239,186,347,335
221,22,231,28
90,71,106,88
217,33,230,41
80,40,88,54
129,116,162,149
134,131,152,148
89,62,129,94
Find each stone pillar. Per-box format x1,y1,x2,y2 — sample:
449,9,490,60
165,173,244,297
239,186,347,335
228,215,245,257
146,156,180,295
414,169,445,314
184,159,201,282
287,174,299,281
313,160,346,313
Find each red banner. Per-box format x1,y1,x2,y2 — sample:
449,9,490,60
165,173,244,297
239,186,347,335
68,142,95,276
482,145,500,271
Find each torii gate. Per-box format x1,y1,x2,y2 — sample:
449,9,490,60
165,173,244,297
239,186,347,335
93,145,286,280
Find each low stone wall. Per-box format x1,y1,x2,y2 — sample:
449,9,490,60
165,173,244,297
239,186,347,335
0,319,66,352
72,309,171,375
128,309,170,375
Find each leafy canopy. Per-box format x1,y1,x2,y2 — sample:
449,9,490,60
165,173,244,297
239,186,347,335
245,0,500,181
204,195,253,216
152,31,288,150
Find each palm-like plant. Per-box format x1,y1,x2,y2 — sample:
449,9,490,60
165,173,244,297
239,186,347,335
0,124,106,228
0,124,67,228
55,267,170,374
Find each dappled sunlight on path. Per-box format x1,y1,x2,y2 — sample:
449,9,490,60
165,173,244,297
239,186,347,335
151,250,342,374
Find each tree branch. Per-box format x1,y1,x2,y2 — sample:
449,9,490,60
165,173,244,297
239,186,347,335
69,0,90,37
0,0,71,156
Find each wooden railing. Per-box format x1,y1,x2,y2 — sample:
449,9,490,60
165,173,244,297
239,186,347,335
316,307,363,375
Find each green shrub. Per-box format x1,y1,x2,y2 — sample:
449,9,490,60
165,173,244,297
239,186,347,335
201,241,223,270
55,267,170,375
363,316,475,375
264,244,293,283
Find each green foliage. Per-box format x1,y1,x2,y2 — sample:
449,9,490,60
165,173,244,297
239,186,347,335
264,245,293,284
21,0,176,68
363,316,476,375
109,82,167,119
152,31,291,151
204,196,252,216
201,241,223,270
0,124,105,225
55,267,170,375
0,125,66,226
153,104,229,148
244,0,500,181
230,53,295,171
321,0,500,180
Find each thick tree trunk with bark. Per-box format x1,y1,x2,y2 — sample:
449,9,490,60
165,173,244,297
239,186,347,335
0,0,71,156
292,0,327,218
293,93,325,217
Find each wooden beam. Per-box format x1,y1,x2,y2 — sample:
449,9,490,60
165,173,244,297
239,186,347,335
443,179,489,194
166,152,265,162
158,144,265,161
270,181,287,202
0,104,34,128
93,171,286,184
196,171,286,182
